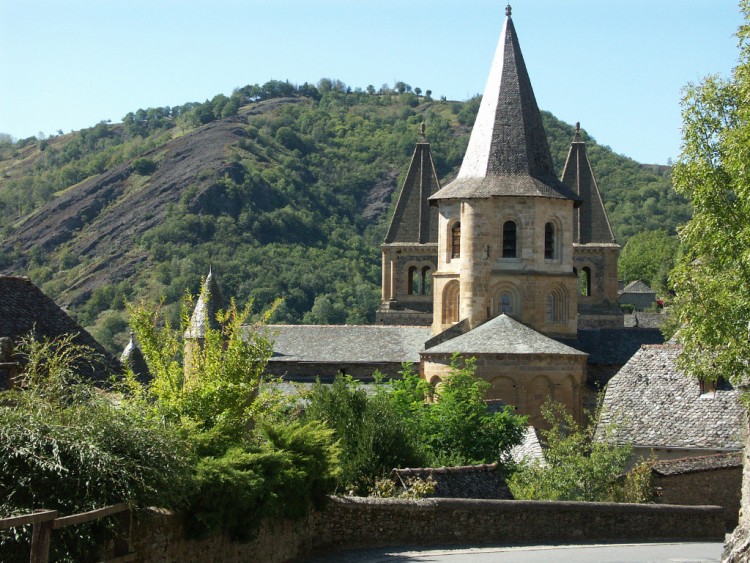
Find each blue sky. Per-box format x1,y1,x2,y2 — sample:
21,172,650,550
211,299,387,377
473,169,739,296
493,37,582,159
0,0,742,164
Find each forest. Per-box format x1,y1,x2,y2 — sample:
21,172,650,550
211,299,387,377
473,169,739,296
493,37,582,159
0,79,688,354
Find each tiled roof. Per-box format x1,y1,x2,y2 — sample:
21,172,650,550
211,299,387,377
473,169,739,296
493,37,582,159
595,345,745,450
120,333,150,382
621,280,655,294
0,275,117,376
423,314,587,356
568,328,665,365
391,463,513,499
509,426,546,467
185,268,223,339
652,452,742,477
624,313,666,329
430,10,579,204
384,138,440,244
561,125,616,244
261,325,432,364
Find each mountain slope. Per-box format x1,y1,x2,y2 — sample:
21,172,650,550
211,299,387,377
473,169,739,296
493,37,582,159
0,83,689,353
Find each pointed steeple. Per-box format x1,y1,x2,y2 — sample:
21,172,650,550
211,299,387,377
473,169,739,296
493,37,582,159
184,268,224,339
384,124,441,244
120,331,150,381
430,7,579,203
560,123,616,244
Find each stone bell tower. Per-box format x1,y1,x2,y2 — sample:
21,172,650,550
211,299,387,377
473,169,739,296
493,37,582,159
560,123,623,328
376,124,441,326
428,4,580,338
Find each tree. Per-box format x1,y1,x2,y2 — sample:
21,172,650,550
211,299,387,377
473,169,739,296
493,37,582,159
618,229,679,292
670,1,750,385
508,401,651,502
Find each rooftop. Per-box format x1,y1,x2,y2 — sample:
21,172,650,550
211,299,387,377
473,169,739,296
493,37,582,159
424,314,587,356
595,344,745,450
261,324,432,364
430,8,579,204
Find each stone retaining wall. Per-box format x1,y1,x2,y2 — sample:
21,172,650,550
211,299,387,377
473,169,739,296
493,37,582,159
128,496,724,562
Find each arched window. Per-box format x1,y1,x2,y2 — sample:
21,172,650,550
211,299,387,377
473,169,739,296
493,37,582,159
443,281,460,324
544,222,555,259
422,266,432,296
502,221,517,258
451,223,461,259
408,266,419,295
545,286,568,324
579,267,592,297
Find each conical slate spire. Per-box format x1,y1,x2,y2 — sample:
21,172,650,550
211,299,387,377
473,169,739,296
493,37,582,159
430,8,579,204
120,331,150,381
560,123,616,244
184,268,224,339
384,125,441,244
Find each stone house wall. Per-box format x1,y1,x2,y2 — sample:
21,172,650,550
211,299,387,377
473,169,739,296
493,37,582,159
654,466,741,529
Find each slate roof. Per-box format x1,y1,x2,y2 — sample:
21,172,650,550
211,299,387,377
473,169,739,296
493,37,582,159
120,332,150,382
423,314,587,356
652,452,742,477
595,344,745,450
184,268,224,339
391,463,513,500
568,328,665,365
509,426,546,467
561,124,616,244
621,280,655,294
262,325,432,364
0,275,117,376
384,134,440,244
430,8,579,204
624,313,666,329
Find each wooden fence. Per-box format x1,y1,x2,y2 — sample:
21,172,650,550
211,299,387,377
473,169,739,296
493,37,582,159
0,503,133,563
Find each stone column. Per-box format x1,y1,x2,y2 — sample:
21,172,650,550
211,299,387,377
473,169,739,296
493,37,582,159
459,201,491,328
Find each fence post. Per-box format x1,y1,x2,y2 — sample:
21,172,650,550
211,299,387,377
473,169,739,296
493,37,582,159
29,518,53,563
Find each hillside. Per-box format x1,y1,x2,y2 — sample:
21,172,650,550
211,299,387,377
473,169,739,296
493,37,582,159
0,81,689,353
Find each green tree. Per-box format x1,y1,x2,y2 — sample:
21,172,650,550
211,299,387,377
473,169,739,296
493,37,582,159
508,401,650,502
670,1,750,385
618,229,679,292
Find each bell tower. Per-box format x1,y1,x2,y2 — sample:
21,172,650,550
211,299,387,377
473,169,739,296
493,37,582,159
376,124,441,326
429,4,580,338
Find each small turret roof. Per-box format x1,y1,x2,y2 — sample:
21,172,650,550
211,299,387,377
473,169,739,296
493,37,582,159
430,7,579,204
184,268,224,339
385,126,441,244
561,123,616,244
120,332,150,382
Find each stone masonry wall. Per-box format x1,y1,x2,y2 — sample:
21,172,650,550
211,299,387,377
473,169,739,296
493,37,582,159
653,467,741,529
128,497,724,562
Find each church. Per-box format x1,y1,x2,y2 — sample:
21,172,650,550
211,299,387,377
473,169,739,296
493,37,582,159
190,6,663,426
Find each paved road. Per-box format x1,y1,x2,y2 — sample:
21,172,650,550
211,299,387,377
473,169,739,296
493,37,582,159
305,542,724,562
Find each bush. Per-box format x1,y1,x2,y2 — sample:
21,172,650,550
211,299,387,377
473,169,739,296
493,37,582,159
185,421,339,541
0,335,192,560
508,401,648,502
132,157,157,175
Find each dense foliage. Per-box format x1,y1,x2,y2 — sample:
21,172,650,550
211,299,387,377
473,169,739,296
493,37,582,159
618,229,680,293
508,401,652,503
0,79,689,355
305,357,527,495
0,335,192,560
671,0,750,385
127,289,341,539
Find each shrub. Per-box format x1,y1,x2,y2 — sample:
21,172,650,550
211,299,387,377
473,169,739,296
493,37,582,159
185,421,340,541
508,401,644,502
132,157,157,175
0,335,192,560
